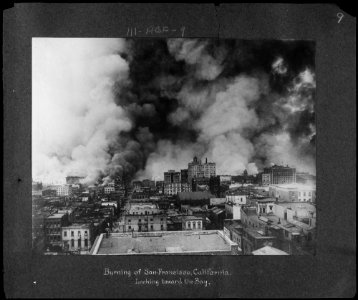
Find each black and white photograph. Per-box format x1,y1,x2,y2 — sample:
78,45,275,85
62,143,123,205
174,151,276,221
32,38,317,256
4,3,355,298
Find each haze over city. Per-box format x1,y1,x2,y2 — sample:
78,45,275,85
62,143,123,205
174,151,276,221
32,38,315,185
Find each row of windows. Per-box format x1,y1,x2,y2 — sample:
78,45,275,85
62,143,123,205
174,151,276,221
68,239,89,247
127,218,163,223
63,230,88,237
127,225,164,230
186,221,202,229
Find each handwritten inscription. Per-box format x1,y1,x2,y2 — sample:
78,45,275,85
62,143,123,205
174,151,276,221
126,26,186,37
337,12,344,23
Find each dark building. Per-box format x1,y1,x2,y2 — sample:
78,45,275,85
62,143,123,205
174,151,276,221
192,177,210,192
164,170,181,184
44,212,70,251
155,181,164,194
115,173,130,196
209,176,221,197
263,165,296,185
181,169,189,183
177,191,214,206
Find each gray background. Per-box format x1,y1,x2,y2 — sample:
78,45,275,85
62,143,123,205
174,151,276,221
3,3,356,298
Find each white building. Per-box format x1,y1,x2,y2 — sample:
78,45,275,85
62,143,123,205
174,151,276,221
62,223,93,254
182,216,203,231
269,184,316,203
225,203,242,220
104,185,115,194
56,185,72,196
226,194,247,205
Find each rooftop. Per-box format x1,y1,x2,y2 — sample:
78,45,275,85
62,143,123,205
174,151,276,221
47,213,67,219
91,230,237,255
272,183,316,190
252,246,288,255
182,215,203,221
62,223,91,229
177,192,214,201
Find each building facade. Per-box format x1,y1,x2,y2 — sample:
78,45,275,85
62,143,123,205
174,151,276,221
263,165,296,185
181,216,203,231
44,213,69,251
62,223,94,253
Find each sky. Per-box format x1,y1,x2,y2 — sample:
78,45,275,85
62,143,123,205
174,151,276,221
32,38,315,184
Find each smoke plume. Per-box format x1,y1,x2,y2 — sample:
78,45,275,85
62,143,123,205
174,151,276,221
33,38,315,184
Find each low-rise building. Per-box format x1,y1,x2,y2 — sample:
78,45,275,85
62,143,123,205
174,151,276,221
181,215,203,231
269,184,316,203
56,185,72,197
62,223,94,254
90,230,239,255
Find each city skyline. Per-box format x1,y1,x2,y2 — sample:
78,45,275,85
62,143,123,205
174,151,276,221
33,38,315,185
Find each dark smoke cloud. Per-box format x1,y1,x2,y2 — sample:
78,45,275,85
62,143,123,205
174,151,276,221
33,38,315,184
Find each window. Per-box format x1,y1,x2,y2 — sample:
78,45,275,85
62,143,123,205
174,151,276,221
128,219,131,223
78,231,81,236
128,226,131,230
71,239,74,247
64,231,67,237
160,225,163,230
71,231,74,237
84,239,88,247
151,225,153,230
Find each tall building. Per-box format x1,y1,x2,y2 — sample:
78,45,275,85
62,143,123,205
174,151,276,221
181,169,189,183
188,156,216,182
163,170,185,195
44,213,69,251
262,165,296,185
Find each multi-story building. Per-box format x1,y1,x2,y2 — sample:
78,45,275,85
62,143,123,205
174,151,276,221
226,194,247,205
180,169,189,183
120,214,167,232
104,184,115,194
164,170,189,195
262,165,296,185
209,176,221,197
269,184,316,203
181,215,203,231
44,213,69,251
188,157,216,182
62,223,94,254
164,182,182,195
56,185,72,197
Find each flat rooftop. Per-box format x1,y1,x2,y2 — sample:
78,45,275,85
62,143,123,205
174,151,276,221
47,213,66,219
252,246,288,255
91,230,237,255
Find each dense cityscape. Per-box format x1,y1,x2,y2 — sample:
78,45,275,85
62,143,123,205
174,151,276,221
32,156,316,255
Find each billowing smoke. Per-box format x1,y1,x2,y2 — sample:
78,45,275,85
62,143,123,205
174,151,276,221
33,38,315,184
32,38,132,184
